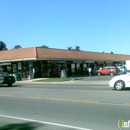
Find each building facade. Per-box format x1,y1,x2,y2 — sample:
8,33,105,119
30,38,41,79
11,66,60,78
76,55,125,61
0,47,129,79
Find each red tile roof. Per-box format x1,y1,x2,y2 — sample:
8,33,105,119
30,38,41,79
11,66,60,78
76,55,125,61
0,47,130,62
0,47,37,61
36,47,130,61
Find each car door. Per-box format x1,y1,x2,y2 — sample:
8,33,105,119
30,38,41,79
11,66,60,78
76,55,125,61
125,73,130,87
101,67,106,74
105,68,110,74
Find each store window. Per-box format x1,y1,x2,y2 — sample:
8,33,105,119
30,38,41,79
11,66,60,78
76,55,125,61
83,64,87,75
40,61,47,77
17,62,22,80
52,63,58,76
0,66,3,72
12,64,17,73
47,63,52,77
28,61,34,79
7,65,11,73
71,64,75,74
22,62,29,78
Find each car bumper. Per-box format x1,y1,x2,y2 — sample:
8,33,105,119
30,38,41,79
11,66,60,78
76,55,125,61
109,81,115,88
2,80,15,84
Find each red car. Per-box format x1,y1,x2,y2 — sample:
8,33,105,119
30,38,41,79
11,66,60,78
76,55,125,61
96,66,116,76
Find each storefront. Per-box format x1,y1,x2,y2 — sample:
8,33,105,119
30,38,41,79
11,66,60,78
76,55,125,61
0,62,12,73
69,60,83,76
0,60,108,78
47,60,67,77
0,59,127,79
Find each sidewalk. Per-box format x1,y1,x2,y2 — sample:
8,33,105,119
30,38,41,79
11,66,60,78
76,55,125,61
15,77,109,85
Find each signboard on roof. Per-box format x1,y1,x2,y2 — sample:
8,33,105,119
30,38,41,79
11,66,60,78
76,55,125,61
97,61,104,63
0,62,11,66
86,61,95,63
48,60,66,63
106,61,113,63
73,60,82,63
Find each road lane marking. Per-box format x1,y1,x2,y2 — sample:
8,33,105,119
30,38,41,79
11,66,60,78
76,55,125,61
0,94,130,107
0,94,15,97
1,87,128,93
65,90,128,93
0,114,92,130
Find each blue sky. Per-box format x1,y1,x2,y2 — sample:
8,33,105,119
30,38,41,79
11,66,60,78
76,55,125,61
0,0,130,54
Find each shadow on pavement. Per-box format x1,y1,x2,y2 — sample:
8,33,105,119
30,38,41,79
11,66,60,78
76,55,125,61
0,122,43,130
0,84,22,88
123,88,130,91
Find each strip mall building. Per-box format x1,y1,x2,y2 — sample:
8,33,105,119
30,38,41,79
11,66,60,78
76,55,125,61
0,47,130,78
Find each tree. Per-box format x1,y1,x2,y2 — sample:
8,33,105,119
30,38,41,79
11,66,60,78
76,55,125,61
67,46,80,51
13,45,22,49
75,46,80,51
40,45,49,48
67,47,72,50
0,41,7,51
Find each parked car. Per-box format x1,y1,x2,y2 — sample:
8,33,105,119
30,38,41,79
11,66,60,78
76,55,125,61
0,72,15,86
117,66,125,72
96,66,116,76
109,72,130,90
116,71,127,75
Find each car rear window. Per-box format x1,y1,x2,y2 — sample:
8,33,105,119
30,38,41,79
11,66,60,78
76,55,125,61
0,72,10,77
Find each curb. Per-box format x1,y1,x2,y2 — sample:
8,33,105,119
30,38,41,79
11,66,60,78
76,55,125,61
15,81,53,85
15,80,109,85
72,78,84,81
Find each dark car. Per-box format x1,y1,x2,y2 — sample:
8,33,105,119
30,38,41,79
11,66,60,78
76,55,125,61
0,72,15,86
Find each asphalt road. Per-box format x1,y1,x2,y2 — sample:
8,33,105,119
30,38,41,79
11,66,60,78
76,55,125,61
79,75,114,81
0,81,130,130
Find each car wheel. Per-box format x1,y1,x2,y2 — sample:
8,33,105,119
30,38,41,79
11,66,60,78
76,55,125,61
8,83,12,87
110,72,113,75
98,72,100,76
114,80,125,90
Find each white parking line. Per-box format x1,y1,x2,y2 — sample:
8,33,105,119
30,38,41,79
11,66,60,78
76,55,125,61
0,114,92,130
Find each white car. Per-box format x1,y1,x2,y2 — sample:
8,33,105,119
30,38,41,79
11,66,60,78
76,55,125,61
109,73,130,90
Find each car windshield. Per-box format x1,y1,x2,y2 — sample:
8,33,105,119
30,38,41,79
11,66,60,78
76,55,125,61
108,67,114,69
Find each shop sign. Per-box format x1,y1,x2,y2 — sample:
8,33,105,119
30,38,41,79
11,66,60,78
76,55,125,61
73,60,82,63
0,62,11,66
48,60,57,63
86,61,95,63
58,61,67,63
97,61,104,64
48,60,66,63
119,61,125,64
106,61,113,63
113,61,125,64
